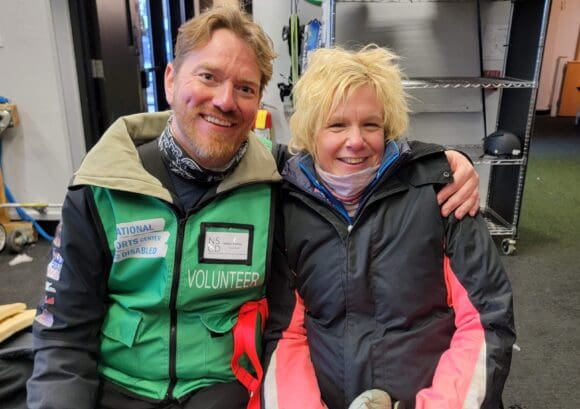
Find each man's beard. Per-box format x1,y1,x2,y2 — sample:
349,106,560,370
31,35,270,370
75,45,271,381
189,133,242,169
173,108,250,170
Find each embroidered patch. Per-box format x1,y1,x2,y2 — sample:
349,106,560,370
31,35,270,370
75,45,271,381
46,249,63,281
35,309,54,327
113,218,169,262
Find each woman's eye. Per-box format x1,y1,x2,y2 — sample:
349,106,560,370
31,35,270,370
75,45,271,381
328,123,345,129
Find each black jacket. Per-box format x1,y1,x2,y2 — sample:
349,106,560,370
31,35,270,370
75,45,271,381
263,140,515,409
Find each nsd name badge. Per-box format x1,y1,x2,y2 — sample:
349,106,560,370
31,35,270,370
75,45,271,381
199,223,253,265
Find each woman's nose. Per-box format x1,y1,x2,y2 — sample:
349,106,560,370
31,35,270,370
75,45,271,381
346,127,365,149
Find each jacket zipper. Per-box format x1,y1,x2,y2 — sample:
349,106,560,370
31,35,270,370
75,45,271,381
162,186,259,399
165,217,186,400
162,183,274,400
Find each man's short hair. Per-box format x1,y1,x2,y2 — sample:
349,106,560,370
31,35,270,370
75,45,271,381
173,5,276,94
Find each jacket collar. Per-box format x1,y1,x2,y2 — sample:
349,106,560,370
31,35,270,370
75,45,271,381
282,139,452,222
283,139,409,194
283,140,410,222
72,111,281,203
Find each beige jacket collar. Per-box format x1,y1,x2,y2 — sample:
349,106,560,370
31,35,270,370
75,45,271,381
72,111,281,203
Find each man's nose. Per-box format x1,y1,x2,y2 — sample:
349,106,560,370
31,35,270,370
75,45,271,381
213,82,236,112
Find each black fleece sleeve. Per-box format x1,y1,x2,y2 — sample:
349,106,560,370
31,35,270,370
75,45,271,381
27,186,111,409
262,199,295,358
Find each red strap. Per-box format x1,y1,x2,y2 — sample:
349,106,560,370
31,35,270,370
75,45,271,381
231,299,269,409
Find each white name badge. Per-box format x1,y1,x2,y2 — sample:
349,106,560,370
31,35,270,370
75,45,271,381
200,223,254,265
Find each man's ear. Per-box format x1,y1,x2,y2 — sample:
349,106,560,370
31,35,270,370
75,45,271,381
164,63,175,105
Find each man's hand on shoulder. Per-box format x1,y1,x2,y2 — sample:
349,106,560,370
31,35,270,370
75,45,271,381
437,150,480,219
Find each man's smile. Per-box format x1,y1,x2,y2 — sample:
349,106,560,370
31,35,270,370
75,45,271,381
201,114,234,127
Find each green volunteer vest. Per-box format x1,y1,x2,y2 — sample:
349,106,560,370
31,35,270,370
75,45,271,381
91,181,273,400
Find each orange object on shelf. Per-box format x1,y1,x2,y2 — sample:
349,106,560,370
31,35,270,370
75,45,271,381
558,61,580,117
254,109,272,140
254,109,272,130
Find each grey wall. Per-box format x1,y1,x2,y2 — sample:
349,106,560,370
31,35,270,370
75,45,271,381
0,0,85,220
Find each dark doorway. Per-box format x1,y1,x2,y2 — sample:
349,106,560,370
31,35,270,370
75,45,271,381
69,0,194,151
142,1,194,113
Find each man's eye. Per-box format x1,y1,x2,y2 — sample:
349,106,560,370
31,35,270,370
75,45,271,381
238,85,257,96
199,73,214,81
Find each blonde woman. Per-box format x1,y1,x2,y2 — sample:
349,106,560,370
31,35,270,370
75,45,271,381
263,46,515,409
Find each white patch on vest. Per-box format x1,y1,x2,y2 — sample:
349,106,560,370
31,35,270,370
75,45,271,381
203,231,250,261
113,218,169,262
187,269,261,290
35,309,54,327
46,250,63,281
45,281,56,293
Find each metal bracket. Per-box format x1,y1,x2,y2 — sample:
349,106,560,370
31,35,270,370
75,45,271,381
91,59,105,79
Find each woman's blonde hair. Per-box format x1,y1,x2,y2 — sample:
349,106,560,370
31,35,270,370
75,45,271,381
172,5,276,94
289,45,409,158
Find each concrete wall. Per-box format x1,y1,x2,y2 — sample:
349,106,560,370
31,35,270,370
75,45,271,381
0,0,85,220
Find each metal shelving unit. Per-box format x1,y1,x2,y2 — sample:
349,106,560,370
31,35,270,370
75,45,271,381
402,77,535,89
451,144,526,166
323,0,551,255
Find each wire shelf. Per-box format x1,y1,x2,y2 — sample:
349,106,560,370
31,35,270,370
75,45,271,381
403,77,535,90
481,208,515,236
448,145,526,165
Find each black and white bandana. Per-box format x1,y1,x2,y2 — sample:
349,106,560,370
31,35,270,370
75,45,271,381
157,117,248,183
